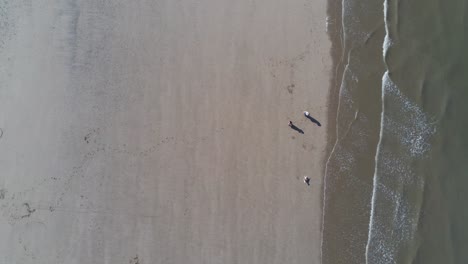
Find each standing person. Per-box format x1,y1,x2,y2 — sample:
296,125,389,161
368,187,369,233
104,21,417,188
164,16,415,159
289,121,293,127
304,111,310,117
304,176,310,186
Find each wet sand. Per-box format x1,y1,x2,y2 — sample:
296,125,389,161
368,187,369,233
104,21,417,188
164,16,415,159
320,0,387,263
0,0,331,263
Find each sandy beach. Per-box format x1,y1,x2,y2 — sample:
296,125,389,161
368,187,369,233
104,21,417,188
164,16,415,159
0,0,331,263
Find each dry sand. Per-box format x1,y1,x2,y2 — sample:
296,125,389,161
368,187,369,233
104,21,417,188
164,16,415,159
0,0,331,263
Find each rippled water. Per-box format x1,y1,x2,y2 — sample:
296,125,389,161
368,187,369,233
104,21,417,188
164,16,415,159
322,0,468,263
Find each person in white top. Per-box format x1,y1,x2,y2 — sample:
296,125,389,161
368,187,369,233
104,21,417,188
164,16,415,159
304,111,310,117
304,176,310,186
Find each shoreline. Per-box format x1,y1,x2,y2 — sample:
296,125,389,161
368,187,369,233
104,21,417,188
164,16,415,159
320,0,387,262
324,0,345,159
321,0,344,259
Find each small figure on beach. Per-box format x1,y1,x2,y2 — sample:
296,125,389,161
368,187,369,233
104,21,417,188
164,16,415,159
303,111,321,127
304,176,310,186
288,121,304,134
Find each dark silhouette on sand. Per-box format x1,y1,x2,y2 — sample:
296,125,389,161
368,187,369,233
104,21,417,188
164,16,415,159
304,176,310,186
305,115,321,126
288,121,304,134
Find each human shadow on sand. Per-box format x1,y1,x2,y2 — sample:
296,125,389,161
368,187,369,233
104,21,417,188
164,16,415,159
306,115,321,127
290,124,304,134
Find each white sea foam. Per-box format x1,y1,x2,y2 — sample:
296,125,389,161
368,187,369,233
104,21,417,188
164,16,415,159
382,0,392,57
323,0,437,262
366,3,433,257
366,71,434,264
383,73,435,157
366,0,435,259
322,0,433,261
365,67,386,264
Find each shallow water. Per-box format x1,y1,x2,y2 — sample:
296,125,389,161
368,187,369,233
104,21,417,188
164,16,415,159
322,0,468,263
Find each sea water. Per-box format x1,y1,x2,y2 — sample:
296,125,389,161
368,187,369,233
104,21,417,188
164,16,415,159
322,0,468,263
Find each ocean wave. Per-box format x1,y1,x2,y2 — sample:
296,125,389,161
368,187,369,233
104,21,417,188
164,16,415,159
366,3,436,261
365,74,434,263
321,0,387,262
366,73,429,264
382,73,436,157
323,0,447,262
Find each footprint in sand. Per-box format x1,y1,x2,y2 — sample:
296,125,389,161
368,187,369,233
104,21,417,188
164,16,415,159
286,84,295,94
